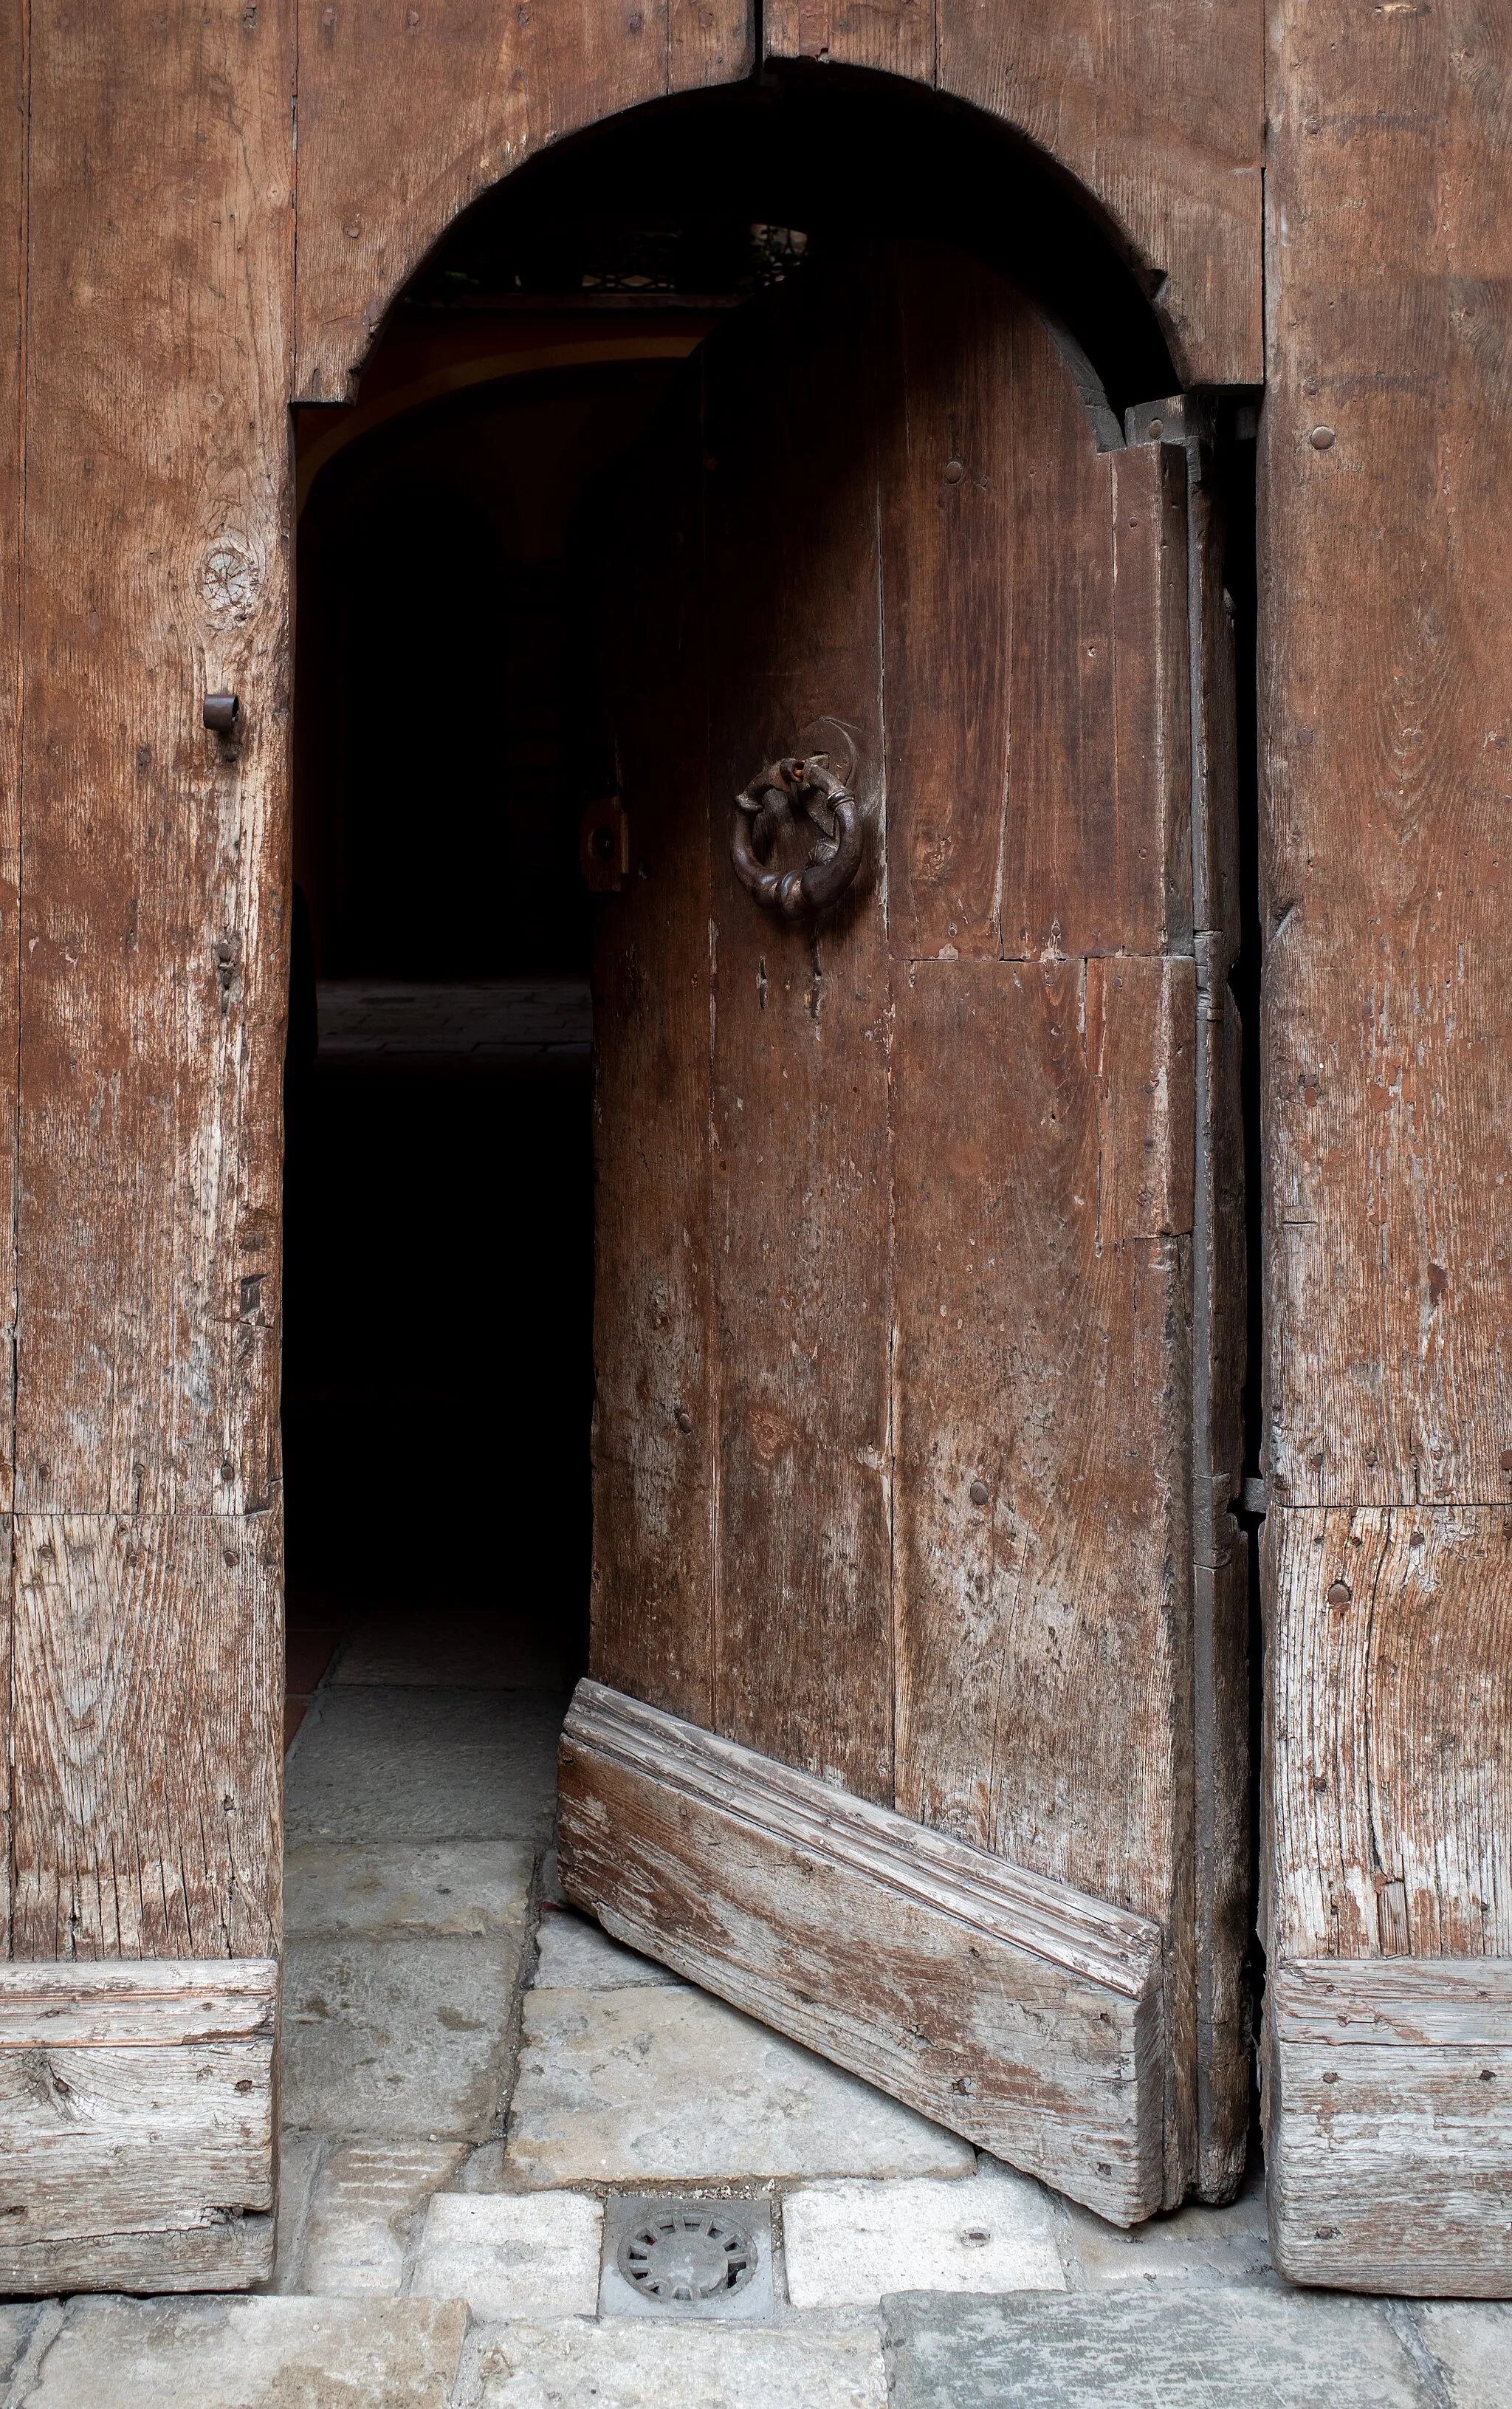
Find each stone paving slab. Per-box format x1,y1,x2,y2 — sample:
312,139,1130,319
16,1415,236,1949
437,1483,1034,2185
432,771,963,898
506,1986,975,2186
881,2285,1437,2409
283,1935,521,2136
335,1613,578,1693
20,2296,470,2409
532,1908,683,1991
286,1840,535,1939
412,2191,602,2320
1412,2301,1512,2408
462,2320,889,2408
285,1687,564,1843
299,2140,470,2296
1046,2155,1274,2289
785,2173,1065,2309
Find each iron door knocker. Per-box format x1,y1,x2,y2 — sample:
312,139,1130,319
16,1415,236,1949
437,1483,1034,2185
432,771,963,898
731,752,865,920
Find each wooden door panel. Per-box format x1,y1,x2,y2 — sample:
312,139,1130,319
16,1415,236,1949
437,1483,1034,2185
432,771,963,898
587,421,717,1729
579,240,1236,2218
703,293,895,1796
891,954,1194,1915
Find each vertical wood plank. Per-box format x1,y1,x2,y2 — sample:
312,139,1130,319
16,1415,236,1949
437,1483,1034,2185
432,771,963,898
1262,5,1512,1509
764,0,936,85
10,1510,283,1962
588,402,716,1727
704,273,894,1802
880,245,1014,964
0,0,23,1527
293,0,735,402
1003,431,1190,959
1264,1504,1512,1967
1109,442,1194,958
934,0,1262,389
670,0,755,89
19,0,294,1521
891,953,1196,2198
0,0,27,1964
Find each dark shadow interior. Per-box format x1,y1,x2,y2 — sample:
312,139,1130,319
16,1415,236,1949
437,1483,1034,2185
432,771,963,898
282,72,1262,1962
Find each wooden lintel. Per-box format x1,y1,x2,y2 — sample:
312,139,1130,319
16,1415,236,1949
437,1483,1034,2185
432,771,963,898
558,1679,1169,2226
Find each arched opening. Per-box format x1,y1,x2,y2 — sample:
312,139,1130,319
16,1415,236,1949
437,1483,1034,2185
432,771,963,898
278,66,1260,2247
284,63,1187,1700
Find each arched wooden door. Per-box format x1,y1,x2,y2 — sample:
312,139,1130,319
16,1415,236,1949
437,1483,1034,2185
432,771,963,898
560,240,1248,2224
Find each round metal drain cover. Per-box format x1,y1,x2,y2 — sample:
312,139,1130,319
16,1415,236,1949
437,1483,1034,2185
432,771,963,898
616,2205,757,2306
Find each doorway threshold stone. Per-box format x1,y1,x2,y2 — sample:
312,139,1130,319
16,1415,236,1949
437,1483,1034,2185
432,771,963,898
504,1986,975,2187
286,1838,535,1940
282,1933,522,2136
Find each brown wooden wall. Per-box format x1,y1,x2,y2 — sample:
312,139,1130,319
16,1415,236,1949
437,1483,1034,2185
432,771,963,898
1260,0,1512,1974
3,0,1511,2293
1258,0,1512,2290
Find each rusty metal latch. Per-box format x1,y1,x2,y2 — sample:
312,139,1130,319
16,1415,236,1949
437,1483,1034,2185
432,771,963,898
731,753,865,921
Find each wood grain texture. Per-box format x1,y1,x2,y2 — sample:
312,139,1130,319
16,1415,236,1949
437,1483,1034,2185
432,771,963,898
588,401,716,1726
1264,1505,1512,1967
703,270,893,1800
560,1679,1169,2226
1003,423,1191,960
879,245,1014,964
1181,405,1251,2202
293,0,755,402
890,954,1196,2204
0,0,24,1532
18,0,293,1518
10,1511,283,1962
585,245,1238,2212
1264,1956,1512,2297
764,0,1263,388
1262,3,1512,1510
0,1957,275,2294
293,1,1260,405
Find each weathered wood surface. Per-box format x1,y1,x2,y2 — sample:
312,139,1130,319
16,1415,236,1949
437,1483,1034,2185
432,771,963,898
18,0,293,1522
292,0,1260,405
0,0,25,1971
1265,1956,1512,2297
560,1679,1169,2227
1262,8,1512,1512
703,262,894,1802
1264,1506,1512,1967
1168,398,1251,2205
293,0,754,402
0,1958,276,2294
9,1512,283,1962
766,0,1262,387
588,244,1242,2210
585,398,716,1727
0,0,23,1537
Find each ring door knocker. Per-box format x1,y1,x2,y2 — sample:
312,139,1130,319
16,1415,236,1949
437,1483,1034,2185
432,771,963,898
731,752,866,921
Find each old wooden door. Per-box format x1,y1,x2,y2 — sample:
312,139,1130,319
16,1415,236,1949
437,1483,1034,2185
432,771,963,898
560,241,1248,2227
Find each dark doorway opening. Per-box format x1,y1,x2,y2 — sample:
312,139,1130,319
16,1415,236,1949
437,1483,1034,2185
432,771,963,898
281,89,1261,2070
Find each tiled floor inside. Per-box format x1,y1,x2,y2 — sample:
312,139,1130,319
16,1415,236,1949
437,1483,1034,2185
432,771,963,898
0,1608,1507,2406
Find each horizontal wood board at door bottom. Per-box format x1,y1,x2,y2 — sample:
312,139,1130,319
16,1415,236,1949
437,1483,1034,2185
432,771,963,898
1264,1957,1512,2298
559,1680,1169,2226
0,1959,277,2293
